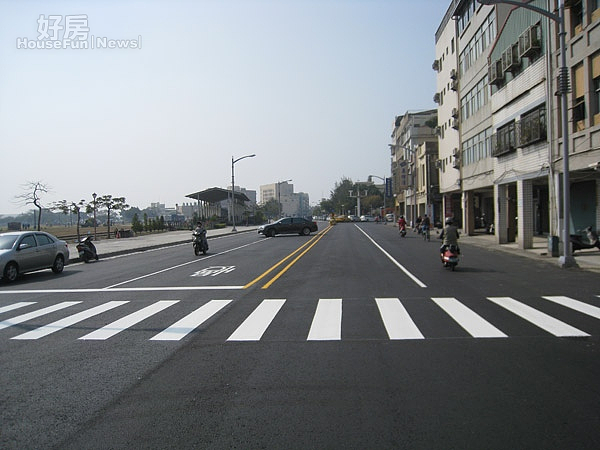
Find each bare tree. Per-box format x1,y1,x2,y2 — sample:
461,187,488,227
15,181,50,230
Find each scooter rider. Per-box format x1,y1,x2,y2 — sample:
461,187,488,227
397,215,407,234
193,221,208,249
439,217,460,258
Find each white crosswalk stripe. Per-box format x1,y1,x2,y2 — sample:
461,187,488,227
12,301,128,340
432,297,507,338
487,297,590,337
0,301,81,332
0,295,598,342
0,302,36,314
228,299,286,341
307,299,342,341
79,300,179,340
150,299,232,341
375,298,424,339
542,296,600,319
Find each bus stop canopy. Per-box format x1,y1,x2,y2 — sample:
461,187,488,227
186,187,250,203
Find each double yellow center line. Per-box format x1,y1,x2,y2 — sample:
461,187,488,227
244,225,333,289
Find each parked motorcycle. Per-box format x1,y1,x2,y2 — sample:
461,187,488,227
440,244,460,271
570,227,600,252
76,235,99,263
192,230,208,255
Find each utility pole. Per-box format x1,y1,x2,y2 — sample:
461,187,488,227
349,188,368,217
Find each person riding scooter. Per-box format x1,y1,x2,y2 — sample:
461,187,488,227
192,221,208,255
439,217,460,259
397,215,407,237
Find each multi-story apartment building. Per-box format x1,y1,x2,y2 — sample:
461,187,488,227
259,181,310,218
487,0,553,248
429,0,600,253
558,0,600,242
434,2,463,225
389,110,439,225
454,0,505,235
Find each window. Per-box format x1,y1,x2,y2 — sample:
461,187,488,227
460,75,489,120
492,121,516,157
592,0,600,22
519,105,547,146
593,53,600,124
462,128,492,165
458,10,496,76
35,233,54,246
571,0,583,35
19,235,37,249
573,63,586,131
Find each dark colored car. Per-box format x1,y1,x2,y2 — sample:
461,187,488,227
0,231,70,282
258,217,318,237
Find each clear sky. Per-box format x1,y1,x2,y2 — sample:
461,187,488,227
0,0,451,215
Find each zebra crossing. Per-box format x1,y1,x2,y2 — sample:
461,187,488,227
0,295,599,342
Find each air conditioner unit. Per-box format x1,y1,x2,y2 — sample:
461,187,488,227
450,69,457,80
433,92,441,103
452,118,459,129
432,59,440,71
502,44,520,73
452,155,460,169
518,25,541,58
450,79,459,91
489,59,504,86
434,159,442,169
451,108,459,118
452,148,459,157
434,126,442,136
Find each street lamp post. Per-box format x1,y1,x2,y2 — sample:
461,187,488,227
277,179,292,219
477,0,576,267
369,174,389,224
231,154,256,232
92,192,97,241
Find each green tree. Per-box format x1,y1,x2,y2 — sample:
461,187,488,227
51,199,87,241
96,195,129,238
131,213,143,234
257,199,280,220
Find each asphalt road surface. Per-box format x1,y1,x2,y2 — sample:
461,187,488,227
1,222,599,449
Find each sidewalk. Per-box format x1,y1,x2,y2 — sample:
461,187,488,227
458,232,600,273
68,226,257,263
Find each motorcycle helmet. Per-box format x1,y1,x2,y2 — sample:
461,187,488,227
445,217,453,225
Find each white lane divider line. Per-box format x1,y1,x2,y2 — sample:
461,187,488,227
354,225,427,288
150,299,232,341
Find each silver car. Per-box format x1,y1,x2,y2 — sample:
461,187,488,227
0,231,70,282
